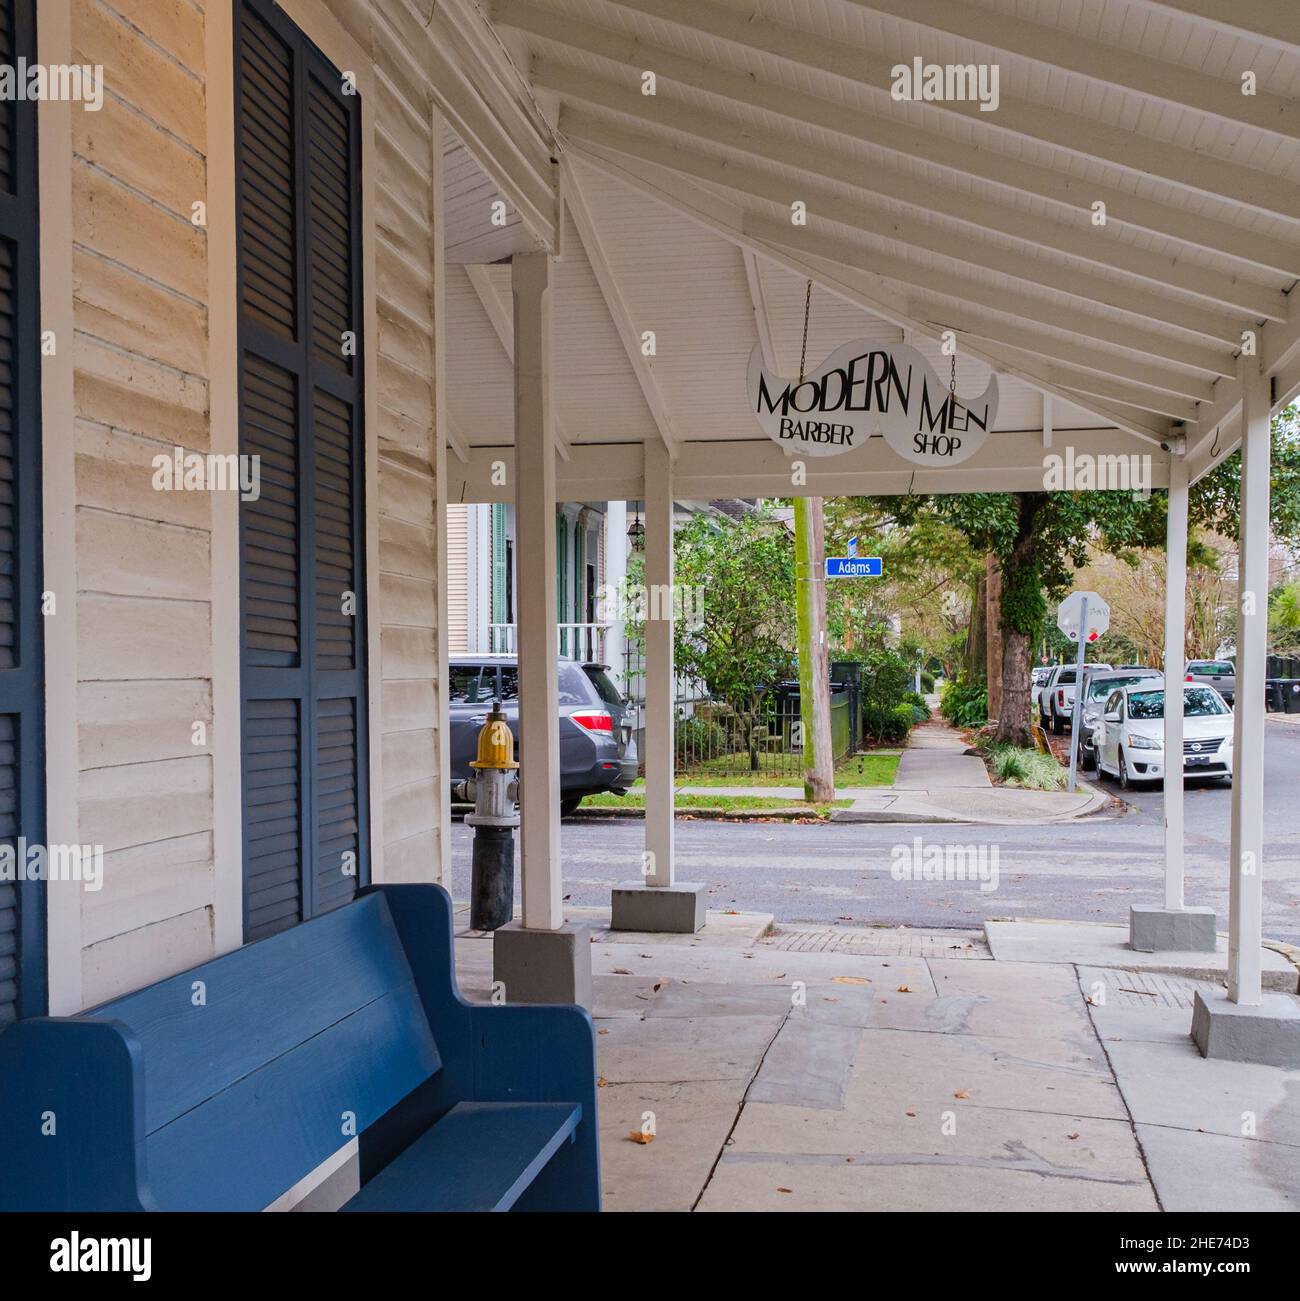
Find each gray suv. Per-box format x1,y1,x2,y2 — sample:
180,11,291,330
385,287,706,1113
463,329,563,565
449,655,638,816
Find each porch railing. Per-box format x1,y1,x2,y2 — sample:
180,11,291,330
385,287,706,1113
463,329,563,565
489,622,611,662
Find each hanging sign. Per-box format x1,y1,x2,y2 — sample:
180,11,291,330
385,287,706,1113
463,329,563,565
748,341,998,467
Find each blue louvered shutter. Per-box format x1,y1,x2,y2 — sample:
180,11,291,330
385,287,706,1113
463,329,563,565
0,0,44,1025
235,0,367,942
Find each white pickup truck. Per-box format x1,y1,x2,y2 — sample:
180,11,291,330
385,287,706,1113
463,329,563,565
1037,663,1112,734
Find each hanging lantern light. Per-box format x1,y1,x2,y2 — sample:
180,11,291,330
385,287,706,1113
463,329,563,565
627,503,645,551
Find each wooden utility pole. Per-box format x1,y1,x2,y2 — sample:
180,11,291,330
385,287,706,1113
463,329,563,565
794,497,834,802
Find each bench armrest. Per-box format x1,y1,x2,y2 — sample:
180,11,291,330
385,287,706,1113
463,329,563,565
0,1017,155,1211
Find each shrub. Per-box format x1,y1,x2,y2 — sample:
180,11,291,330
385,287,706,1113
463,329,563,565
985,743,1066,790
863,701,914,744
675,714,727,763
940,678,988,728
920,671,936,693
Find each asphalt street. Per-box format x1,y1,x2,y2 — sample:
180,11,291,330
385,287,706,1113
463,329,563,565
449,719,1300,946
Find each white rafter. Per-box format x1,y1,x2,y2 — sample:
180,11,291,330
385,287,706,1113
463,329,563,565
567,144,1174,445
497,0,1300,242
561,161,679,454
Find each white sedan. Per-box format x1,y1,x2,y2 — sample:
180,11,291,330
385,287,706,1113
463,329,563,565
1093,683,1234,790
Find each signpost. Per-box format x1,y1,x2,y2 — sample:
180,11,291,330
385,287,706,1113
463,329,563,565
825,555,882,578
1057,591,1111,790
846,536,858,558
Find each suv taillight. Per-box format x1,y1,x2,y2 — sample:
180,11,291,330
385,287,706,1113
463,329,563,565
570,710,613,734
1057,689,1065,706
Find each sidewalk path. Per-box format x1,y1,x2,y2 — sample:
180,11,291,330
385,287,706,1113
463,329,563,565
451,903,1300,1211
893,719,991,790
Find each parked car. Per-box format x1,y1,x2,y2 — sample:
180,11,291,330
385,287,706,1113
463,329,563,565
1093,682,1233,790
1038,663,1113,734
449,655,638,816
1184,658,1236,705
1031,666,1052,692
1076,668,1163,771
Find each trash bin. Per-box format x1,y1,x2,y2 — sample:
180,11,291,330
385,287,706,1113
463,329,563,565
1264,680,1284,713
1285,680,1300,714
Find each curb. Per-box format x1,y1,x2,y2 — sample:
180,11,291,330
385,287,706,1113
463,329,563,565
567,805,838,822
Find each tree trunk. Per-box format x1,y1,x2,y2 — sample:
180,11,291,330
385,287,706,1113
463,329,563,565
985,554,1002,717
992,495,1042,748
965,573,987,681
994,626,1035,746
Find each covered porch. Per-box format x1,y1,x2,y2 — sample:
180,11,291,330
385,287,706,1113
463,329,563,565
436,0,1300,1059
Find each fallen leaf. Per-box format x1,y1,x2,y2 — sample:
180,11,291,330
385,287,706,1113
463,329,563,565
776,1187,793,1194
953,1089,970,1100
832,976,870,985
613,968,632,975
896,985,912,993
597,1076,608,1088
598,1028,609,1035
627,1130,654,1145
1067,1132,1080,1141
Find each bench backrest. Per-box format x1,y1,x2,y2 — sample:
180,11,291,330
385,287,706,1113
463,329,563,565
89,892,440,1210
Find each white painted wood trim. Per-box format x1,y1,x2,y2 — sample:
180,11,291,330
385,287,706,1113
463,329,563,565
38,0,82,1014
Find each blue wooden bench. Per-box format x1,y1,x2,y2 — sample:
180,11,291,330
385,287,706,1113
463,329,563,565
0,884,600,1212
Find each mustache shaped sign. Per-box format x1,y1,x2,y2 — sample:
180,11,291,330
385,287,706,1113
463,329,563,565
748,341,998,466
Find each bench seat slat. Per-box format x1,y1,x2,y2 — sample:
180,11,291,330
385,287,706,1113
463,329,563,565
342,1102,581,1213
91,894,433,1136
146,983,440,1211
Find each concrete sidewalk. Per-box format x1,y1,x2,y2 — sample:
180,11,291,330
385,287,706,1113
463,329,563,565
451,904,1300,1212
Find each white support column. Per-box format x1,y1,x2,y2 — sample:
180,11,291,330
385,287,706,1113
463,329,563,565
643,441,675,890
609,442,706,932
511,251,562,932
1192,356,1298,1065
1228,356,1270,1006
1163,451,1188,911
603,500,628,689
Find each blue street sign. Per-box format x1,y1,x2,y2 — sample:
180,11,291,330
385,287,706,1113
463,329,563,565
826,556,882,578
847,535,858,558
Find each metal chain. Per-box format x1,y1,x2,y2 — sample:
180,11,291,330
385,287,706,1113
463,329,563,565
950,347,957,395
799,279,813,384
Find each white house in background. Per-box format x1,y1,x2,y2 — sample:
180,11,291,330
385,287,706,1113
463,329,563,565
445,499,764,682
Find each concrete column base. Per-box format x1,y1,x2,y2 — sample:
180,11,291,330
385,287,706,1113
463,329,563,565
610,881,707,933
493,920,592,1008
1129,904,1217,953
1191,988,1300,1067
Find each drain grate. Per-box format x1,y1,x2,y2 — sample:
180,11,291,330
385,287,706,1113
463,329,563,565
1087,969,1220,1008
762,926,990,959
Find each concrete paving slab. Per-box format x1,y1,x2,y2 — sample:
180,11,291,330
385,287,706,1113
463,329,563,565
595,1013,783,1085
985,919,1299,991
1134,1124,1300,1212
894,750,992,790
642,980,798,1019
699,1125,1157,1212
590,972,672,1019
747,1018,862,1110
927,957,1098,1039
598,1080,742,1212
1077,965,1218,1048
1105,1038,1300,1146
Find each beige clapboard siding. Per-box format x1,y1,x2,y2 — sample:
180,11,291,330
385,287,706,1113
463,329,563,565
71,0,215,1002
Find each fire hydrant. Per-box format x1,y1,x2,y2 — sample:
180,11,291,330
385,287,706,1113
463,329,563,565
452,700,519,931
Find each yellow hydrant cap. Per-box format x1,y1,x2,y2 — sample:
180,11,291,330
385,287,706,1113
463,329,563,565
470,701,519,769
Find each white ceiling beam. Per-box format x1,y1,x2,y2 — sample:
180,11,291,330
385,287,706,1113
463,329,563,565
1126,0,1300,52
445,411,472,463
562,111,1249,342
463,264,572,460
742,211,1232,381
560,161,680,454
448,425,1172,503
837,0,1300,142
506,0,1300,229
568,144,1173,444
533,60,1300,288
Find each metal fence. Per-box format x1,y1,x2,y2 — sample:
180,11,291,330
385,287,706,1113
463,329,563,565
622,643,857,777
